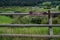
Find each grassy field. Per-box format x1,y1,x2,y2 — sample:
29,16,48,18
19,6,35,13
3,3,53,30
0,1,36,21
0,6,60,40
0,15,59,35
0,27,60,35
0,27,60,40
0,6,60,13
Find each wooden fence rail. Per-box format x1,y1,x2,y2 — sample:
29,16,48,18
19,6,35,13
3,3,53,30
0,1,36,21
0,34,60,38
0,13,29,15
0,24,60,27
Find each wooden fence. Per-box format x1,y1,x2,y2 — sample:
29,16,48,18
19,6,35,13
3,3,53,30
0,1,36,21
0,10,60,40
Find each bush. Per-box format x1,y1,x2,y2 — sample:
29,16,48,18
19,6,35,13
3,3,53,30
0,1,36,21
52,17,58,24
41,16,48,24
12,15,60,24
31,17,41,24
59,6,60,10
31,16,48,24
13,15,49,24
13,16,33,24
57,5,60,10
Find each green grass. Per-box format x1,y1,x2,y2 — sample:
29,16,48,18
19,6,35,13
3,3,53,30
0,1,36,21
0,6,60,40
0,27,60,40
0,6,31,13
0,27,60,35
53,27,60,35
0,6,60,13
0,27,48,34
0,16,13,24
0,15,59,35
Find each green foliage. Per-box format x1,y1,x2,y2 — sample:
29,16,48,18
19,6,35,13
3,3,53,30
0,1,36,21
31,16,48,24
58,5,60,10
0,0,60,6
13,16,48,24
19,16,32,24
42,2,51,9
41,16,48,24
0,6,60,13
0,14,59,24
42,2,51,6
31,17,41,24
52,17,58,24
12,15,60,24
52,15,60,24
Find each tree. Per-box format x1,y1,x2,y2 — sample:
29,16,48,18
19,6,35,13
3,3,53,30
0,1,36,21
58,5,60,10
42,2,51,6
42,2,51,9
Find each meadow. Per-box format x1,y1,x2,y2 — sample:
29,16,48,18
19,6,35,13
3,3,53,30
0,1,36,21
0,6,60,40
0,6,60,13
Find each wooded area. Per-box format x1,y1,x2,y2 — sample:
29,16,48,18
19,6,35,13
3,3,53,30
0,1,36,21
0,0,60,6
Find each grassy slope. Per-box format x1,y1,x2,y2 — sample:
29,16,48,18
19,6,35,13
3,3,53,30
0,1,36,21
0,16,13,24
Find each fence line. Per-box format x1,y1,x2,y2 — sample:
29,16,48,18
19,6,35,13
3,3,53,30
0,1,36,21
0,24,60,27
0,10,60,40
0,12,60,15
0,13,29,15
0,34,60,38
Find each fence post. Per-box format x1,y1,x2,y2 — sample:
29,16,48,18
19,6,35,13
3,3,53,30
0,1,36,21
48,10,53,40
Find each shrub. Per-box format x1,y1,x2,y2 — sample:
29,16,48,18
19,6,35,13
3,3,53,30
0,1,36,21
57,5,60,10
31,17,41,24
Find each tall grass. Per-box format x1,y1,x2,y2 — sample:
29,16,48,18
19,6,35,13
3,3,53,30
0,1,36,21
0,27,60,40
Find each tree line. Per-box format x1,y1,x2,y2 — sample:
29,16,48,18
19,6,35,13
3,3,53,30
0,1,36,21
0,0,60,6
